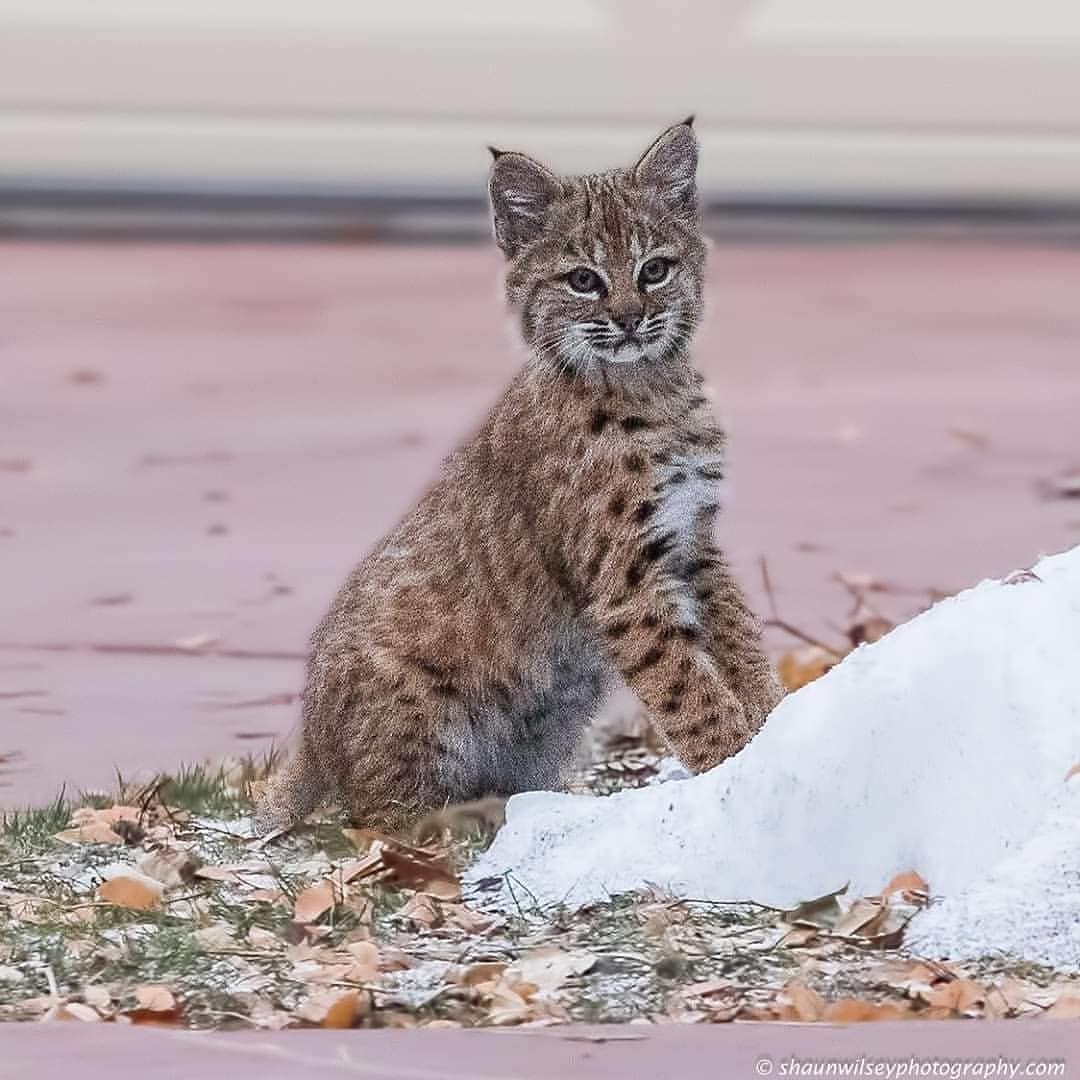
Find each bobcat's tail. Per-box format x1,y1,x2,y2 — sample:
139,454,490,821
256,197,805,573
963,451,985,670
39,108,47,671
254,740,325,835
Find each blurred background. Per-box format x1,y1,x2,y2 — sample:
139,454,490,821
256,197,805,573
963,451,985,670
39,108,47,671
2,0,1078,806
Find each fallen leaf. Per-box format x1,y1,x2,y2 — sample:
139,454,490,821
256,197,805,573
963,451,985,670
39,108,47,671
193,924,235,950
781,984,826,1022
83,987,112,1012
295,989,367,1029
782,884,848,929
397,893,440,929
921,978,988,1016
880,870,930,903
137,848,201,888
778,646,838,691
1048,995,1080,1019
97,870,164,911
293,880,337,924
831,898,885,939
1065,763,1080,783
823,999,910,1022
509,947,596,994
459,962,507,989
443,903,497,933
247,926,280,950
135,986,176,1013
379,842,460,899
343,941,380,983
42,1002,102,1023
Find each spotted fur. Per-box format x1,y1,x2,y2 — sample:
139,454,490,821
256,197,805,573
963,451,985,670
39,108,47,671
256,120,783,834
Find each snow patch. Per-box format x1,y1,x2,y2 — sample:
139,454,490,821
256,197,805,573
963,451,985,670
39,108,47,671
468,546,1080,969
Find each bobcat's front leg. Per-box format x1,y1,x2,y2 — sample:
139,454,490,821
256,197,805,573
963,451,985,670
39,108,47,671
687,549,784,734
584,535,762,773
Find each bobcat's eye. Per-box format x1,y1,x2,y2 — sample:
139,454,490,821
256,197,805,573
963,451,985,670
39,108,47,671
566,267,602,295
638,257,673,289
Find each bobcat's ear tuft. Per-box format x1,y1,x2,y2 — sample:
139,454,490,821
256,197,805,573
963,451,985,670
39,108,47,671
634,119,699,222
488,151,562,258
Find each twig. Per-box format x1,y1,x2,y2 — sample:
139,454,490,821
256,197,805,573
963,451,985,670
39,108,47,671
758,556,846,658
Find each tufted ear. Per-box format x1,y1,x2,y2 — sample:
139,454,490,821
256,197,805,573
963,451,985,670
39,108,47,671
488,148,562,258
633,117,699,221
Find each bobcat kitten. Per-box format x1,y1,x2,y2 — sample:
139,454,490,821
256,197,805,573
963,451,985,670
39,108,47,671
256,119,782,834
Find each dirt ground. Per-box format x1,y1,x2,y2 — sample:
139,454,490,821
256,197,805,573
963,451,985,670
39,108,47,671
2,239,1079,807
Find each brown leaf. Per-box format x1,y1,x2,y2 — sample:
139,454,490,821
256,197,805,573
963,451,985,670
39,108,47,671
124,982,183,1026
782,984,826,1022
1065,763,1080,783
782,884,848,929
509,947,596,993
397,893,440,929
880,870,930,904
873,960,948,998
293,880,337,925
54,805,142,846
135,986,176,1013
379,843,460,899
193,924,235,950
41,1002,102,1023
1048,995,1080,1019
97,871,163,911
823,999,910,1023
344,941,380,983
295,989,368,1029
459,962,507,989
831,898,886,939
921,978,988,1016
443,903,497,933
137,848,201,888
778,646,837,692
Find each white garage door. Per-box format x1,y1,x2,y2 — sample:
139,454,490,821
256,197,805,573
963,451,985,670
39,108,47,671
1,0,1078,201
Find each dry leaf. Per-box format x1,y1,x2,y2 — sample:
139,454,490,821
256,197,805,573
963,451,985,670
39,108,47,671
344,941,380,983
781,984,826,1022
823,999,910,1022
1065,763,1080,783
921,978,988,1016
247,926,280,950
54,805,142,846
397,893,440,929
783,884,848,929
830,899,885,939
42,1002,102,1023
880,870,930,903
379,843,460,899
874,960,947,998
293,880,337,924
137,848,201,888
509,947,596,993
1048,995,1080,1019
459,962,507,989
443,903,497,933
778,646,837,692
135,986,176,1013
295,989,367,1029
97,871,164,911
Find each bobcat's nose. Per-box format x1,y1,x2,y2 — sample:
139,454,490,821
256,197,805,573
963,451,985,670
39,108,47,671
613,313,643,337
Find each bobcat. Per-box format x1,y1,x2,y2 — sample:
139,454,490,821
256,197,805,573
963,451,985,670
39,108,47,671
256,119,782,834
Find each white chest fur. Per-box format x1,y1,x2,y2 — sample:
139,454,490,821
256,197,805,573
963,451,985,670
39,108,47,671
654,454,722,553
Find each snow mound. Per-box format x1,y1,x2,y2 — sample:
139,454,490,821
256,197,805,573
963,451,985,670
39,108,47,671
468,547,1080,967
907,778,1080,970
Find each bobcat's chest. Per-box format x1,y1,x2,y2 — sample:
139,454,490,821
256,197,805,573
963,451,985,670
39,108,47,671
653,452,723,554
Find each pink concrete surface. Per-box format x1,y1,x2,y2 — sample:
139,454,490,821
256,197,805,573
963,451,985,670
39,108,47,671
1,241,1078,807
0,1019,1075,1077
